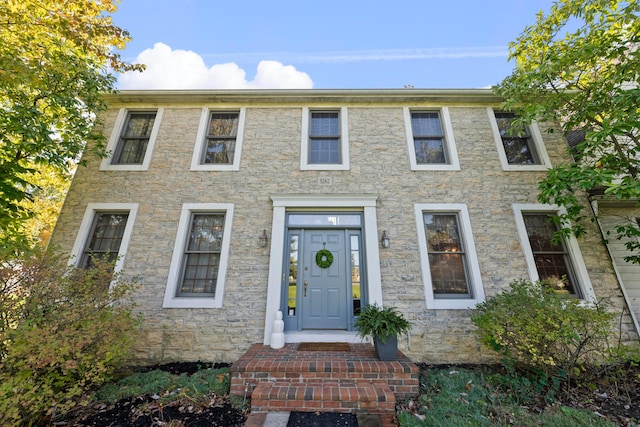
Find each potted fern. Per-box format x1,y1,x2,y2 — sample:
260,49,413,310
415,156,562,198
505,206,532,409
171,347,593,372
355,303,411,360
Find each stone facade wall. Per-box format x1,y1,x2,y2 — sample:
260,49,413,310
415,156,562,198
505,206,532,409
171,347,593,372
50,94,639,364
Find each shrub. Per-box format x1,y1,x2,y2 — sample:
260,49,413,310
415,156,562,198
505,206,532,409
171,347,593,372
471,279,615,378
0,254,140,425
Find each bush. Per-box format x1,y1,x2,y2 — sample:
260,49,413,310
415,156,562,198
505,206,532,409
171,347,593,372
471,279,615,378
0,254,140,425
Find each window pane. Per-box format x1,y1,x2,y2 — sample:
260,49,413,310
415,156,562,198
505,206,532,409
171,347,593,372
204,139,235,164
116,139,148,164
428,253,469,295
523,214,578,294
524,215,563,252
425,214,463,252
288,214,361,226
310,112,339,135
424,213,471,297
414,139,446,164
309,138,340,163
502,137,537,164
208,113,238,137
181,253,219,294
288,235,298,316
187,214,224,252
351,235,361,315
411,112,442,136
124,113,155,138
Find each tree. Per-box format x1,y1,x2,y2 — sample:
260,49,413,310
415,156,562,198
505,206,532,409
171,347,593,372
495,0,640,262
0,0,143,256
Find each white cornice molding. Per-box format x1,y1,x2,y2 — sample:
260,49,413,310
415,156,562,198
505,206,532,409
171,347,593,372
102,88,503,106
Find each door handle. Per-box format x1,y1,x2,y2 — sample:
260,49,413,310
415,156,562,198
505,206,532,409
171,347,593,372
304,280,308,297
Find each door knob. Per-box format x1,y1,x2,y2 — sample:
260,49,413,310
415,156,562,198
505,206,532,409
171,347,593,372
304,280,308,297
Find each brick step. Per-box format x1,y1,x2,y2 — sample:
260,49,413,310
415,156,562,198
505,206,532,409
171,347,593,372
231,343,419,399
250,380,396,415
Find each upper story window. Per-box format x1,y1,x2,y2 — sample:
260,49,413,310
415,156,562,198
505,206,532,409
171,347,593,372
69,203,139,276
488,108,551,171
100,108,164,171
513,204,596,301
163,203,234,308
404,107,460,170
300,107,349,170
191,108,246,171
414,203,485,309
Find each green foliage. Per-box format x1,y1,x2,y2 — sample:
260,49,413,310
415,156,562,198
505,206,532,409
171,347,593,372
95,367,231,404
0,0,144,253
0,253,140,425
495,0,640,263
354,303,411,344
397,366,617,427
472,280,615,378
487,360,561,405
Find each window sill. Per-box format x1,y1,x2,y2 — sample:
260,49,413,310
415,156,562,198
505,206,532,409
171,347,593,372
426,298,483,310
162,297,222,309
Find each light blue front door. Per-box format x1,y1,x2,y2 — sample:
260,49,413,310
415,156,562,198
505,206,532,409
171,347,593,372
301,229,348,329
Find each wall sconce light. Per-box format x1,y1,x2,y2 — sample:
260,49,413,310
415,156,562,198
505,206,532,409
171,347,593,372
259,229,269,248
380,230,390,248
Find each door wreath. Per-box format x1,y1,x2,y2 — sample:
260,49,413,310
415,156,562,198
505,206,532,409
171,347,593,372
315,249,334,268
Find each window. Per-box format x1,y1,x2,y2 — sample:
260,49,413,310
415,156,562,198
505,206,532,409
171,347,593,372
100,108,163,171
309,111,340,164
513,204,595,301
79,212,129,268
179,213,224,296
404,107,460,170
191,108,246,171
69,203,138,275
414,204,484,309
488,108,551,171
300,107,349,170
163,203,234,308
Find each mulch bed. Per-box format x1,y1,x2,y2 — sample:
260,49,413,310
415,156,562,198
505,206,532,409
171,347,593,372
60,362,247,427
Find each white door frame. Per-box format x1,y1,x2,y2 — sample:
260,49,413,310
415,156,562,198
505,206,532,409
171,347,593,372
263,194,382,344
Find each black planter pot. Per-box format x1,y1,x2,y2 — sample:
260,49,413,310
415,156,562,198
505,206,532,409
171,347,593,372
373,335,398,361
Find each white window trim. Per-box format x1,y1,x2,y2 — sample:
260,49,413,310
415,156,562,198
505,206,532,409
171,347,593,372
487,108,552,171
414,203,485,309
163,203,234,309
404,107,460,171
68,203,139,277
300,107,350,170
512,203,596,302
190,107,246,171
100,108,164,171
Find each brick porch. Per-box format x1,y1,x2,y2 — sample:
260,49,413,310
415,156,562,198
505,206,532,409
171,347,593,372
231,343,419,426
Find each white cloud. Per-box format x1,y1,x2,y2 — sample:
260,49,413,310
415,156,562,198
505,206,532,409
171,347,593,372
118,43,313,90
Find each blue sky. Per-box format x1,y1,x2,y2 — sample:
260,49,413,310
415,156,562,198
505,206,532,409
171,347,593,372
114,0,556,90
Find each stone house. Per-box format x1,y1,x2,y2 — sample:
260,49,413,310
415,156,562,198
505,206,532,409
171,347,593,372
50,89,640,364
